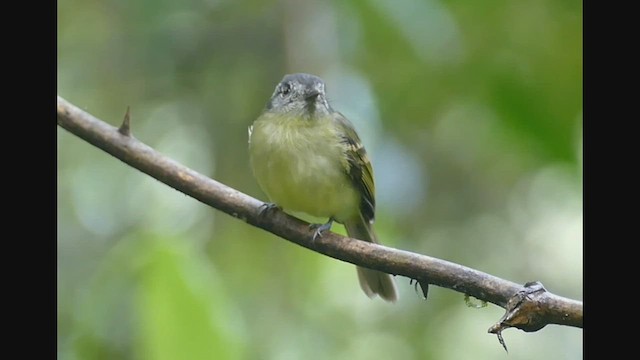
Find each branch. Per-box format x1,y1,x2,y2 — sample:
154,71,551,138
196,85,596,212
57,96,582,347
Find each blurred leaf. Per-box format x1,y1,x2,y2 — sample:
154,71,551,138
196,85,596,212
70,234,244,360
135,236,244,360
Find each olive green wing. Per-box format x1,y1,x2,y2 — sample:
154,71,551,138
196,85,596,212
333,112,376,224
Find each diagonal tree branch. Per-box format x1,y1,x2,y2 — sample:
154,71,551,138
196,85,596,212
57,96,583,344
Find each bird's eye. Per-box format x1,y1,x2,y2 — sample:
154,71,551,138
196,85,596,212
280,83,291,97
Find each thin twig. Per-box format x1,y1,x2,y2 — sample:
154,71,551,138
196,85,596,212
56,96,583,340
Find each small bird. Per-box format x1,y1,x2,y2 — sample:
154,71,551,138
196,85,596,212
248,73,398,302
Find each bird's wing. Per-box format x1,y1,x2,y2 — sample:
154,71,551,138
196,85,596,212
333,112,376,223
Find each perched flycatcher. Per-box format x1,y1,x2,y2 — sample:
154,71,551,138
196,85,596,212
248,73,398,302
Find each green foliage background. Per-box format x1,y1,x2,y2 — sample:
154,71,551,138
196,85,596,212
58,0,582,359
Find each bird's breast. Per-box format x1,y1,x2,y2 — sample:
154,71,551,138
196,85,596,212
249,115,360,221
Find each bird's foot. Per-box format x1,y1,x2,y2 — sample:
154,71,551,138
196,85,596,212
258,202,280,217
310,218,335,241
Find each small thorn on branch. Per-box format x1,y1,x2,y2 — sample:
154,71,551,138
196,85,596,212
488,281,548,352
409,278,430,300
495,330,508,353
118,106,131,136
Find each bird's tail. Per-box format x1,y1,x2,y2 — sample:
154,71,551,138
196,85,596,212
344,216,399,302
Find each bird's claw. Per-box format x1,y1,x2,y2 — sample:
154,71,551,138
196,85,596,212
310,218,334,241
258,202,280,216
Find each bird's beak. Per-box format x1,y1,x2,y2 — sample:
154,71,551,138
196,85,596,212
304,89,321,102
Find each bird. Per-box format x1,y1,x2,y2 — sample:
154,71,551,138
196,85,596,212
248,73,398,302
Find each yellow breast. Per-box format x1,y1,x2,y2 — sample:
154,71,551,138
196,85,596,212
249,114,360,222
